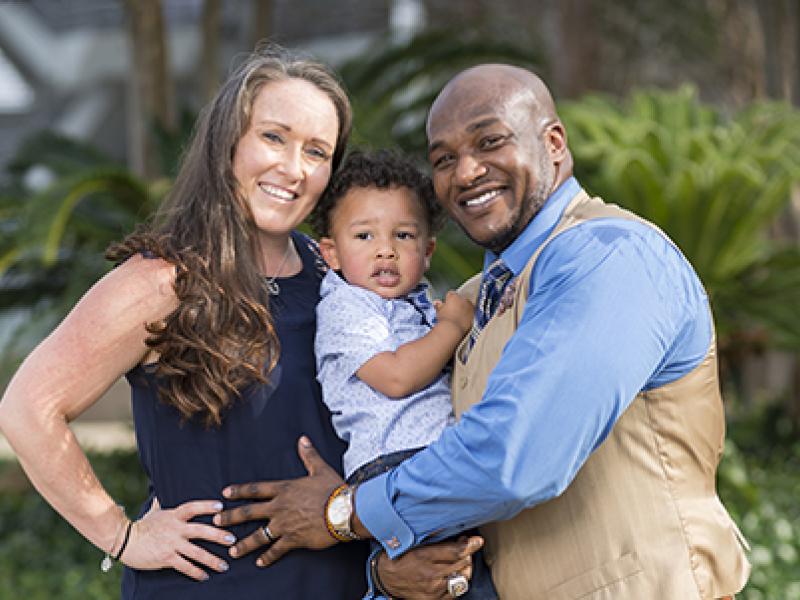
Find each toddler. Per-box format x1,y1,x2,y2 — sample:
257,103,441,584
313,149,497,599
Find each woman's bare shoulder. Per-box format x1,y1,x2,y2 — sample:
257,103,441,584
93,254,179,322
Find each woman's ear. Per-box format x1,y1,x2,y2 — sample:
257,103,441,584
318,237,341,270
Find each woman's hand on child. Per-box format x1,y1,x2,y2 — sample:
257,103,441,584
121,497,235,581
435,291,474,336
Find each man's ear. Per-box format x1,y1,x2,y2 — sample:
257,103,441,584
545,120,568,163
424,237,436,270
318,237,341,270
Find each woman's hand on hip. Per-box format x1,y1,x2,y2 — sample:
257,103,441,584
122,497,235,581
215,436,344,566
378,535,483,599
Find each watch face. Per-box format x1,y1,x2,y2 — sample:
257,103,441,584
329,495,351,526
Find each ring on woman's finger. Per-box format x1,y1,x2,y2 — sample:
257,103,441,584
261,523,277,543
447,573,469,598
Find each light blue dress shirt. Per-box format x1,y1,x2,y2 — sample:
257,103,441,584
355,177,714,558
316,270,454,478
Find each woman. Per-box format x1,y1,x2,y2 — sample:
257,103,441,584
0,44,366,598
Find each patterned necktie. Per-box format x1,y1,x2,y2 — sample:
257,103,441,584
465,258,514,359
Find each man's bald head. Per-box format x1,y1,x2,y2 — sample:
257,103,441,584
427,64,559,138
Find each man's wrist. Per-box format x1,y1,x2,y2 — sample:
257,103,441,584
370,550,394,599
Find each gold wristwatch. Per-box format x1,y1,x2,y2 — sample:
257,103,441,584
325,484,360,542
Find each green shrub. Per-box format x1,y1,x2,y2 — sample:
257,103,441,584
0,451,146,599
719,409,800,599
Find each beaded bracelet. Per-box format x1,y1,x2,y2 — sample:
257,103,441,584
370,551,395,599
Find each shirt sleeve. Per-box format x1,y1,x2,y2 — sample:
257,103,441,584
356,220,713,557
316,285,398,381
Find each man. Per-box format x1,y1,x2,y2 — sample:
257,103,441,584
218,64,750,600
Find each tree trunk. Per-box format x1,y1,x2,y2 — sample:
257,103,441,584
755,0,798,102
202,0,222,103
124,0,174,180
554,0,603,98
249,0,273,51
705,0,765,107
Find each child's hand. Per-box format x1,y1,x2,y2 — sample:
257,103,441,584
435,291,474,335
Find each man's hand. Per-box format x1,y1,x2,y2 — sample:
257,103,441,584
378,536,484,599
214,436,344,567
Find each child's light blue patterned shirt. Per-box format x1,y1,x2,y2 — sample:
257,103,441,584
315,270,454,478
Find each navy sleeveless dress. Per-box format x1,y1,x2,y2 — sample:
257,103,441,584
122,231,368,598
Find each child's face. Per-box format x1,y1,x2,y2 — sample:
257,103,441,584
319,186,436,300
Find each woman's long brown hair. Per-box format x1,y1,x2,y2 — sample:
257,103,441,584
107,43,352,427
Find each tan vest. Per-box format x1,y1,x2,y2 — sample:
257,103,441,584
452,190,750,599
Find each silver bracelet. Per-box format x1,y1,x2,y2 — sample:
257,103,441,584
100,506,130,572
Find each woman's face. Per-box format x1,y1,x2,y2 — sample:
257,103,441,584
233,77,339,240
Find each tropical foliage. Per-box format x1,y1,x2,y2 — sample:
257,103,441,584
718,407,800,599
340,27,542,157
559,88,800,358
0,132,164,373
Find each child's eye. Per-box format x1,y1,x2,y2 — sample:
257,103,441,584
355,232,372,240
396,231,416,240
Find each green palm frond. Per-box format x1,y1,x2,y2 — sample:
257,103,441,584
560,86,800,353
341,28,544,159
1,168,160,277
0,136,160,369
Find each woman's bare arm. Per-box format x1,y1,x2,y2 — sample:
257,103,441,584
0,255,175,551
0,256,235,579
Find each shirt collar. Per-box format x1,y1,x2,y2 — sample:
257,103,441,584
321,269,433,314
483,177,581,275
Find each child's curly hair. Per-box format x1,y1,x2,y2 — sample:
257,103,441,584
311,148,447,237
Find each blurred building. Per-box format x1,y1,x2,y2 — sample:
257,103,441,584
0,0,427,438
0,0,425,173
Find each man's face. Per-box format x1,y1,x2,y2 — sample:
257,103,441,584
426,85,557,253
